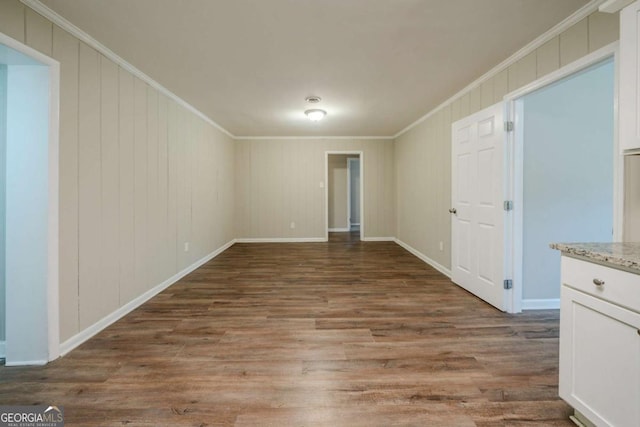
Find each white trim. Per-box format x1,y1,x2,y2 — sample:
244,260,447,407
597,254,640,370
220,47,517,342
394,0,607,139
599,0,634,13
504,43,619,100
59,239,235,356
21,0,234,139
328,228,350,232
394,239,452,278
0,341,5,358
0,31,61,362
362,237,395,242
236,136,393,140
4,359,48,367
504,43,619,315
235,237,326,243
522,299,561,310
325,151,364,242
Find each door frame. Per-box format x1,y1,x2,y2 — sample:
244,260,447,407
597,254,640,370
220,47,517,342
325,151,364,241
347,157,360,230
503,41,621,313
0,31,60,364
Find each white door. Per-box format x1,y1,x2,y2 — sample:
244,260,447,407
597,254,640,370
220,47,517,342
451,103,506,311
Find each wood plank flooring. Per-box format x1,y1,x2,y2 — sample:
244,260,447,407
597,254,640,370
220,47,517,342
0,233,573,426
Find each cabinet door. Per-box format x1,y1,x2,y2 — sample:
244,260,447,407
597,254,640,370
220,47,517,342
560,286,640,427
620,1,640,152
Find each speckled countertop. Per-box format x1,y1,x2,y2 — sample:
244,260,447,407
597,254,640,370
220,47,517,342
550,242,640,275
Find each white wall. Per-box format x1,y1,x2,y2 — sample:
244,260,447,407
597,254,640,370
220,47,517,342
521,59,614,300
395,12,619,271
0,64,6,345
5,64,50,363
0,2,236,349
235,138,395,240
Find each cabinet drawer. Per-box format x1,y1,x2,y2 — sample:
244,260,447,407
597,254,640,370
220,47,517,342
561,256,640,313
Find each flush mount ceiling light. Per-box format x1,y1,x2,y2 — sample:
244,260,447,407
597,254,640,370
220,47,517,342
305,109,327,122
305,95,322,103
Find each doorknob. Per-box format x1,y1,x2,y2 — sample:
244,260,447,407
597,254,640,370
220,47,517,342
449,208,457,214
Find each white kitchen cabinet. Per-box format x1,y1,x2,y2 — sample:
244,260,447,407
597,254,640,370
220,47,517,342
559,256,640,427
620,1,640,153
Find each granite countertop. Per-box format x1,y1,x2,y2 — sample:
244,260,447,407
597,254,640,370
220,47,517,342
550,242,640,274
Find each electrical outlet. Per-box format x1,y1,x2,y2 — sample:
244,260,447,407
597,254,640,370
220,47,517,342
290,222,296,229
184,242,189,252
319,181,324,188
439,241,444,251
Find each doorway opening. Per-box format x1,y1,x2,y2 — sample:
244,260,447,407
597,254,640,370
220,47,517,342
325,151,363,241
507,47,619,312
0,34,60,365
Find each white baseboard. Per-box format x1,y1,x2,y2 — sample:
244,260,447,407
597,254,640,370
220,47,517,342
5,359,48,367
394,238,452,278
59,239,236,357
362,237,396,242
522,298,561,310
328,228,350,232
0,340,5,359
235,237,326,243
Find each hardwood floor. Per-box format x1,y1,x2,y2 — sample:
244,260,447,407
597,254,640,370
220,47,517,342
0,233,572,426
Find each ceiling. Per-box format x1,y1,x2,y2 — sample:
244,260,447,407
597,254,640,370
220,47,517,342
39,0,588,137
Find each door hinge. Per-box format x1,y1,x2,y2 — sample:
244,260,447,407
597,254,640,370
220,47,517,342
503,279,513,290
503,200,514,211
504,121,514,132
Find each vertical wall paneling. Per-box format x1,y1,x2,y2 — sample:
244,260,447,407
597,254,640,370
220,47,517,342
480,79,494,109
146,87,160,287
493,69,509,102
133,77,148,296
0,1,236,353
100,55,120,312
157,94,170,281
25,8,52,56
468,85,482,114
0,0,25,43
52,25,79,341
394,11,620,272
78,43,103,329
118,69,136,305
537,37,561,78
235,139,395,240
588,12,620,52
560,17,589,66
166,100,178,277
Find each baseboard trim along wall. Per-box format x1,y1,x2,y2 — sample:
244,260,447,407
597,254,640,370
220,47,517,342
522,298,561,310
58,239,236,356
394,239,452,278
362,237,396,242
235,237,327,243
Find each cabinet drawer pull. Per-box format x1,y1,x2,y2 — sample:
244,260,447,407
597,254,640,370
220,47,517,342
593,278,605,286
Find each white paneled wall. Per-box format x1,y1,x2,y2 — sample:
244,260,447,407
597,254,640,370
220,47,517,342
235,139,395,240
395,11,620,271
0,1,235,343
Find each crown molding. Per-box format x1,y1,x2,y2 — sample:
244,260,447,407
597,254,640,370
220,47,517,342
599,0,634,13
21,0,236,139
234,135,393,140
393,0,608,139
